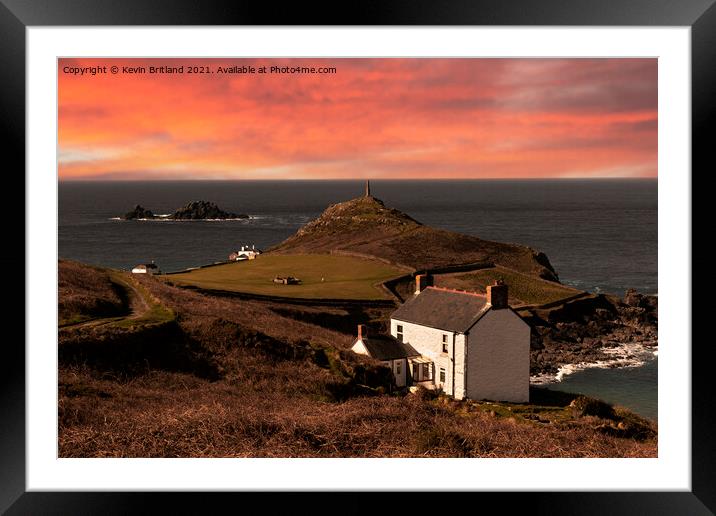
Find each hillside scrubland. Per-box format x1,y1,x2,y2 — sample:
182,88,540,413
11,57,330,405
58,260,656,458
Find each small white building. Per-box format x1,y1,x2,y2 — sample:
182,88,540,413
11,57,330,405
131,262,160,275
351,324,419,388
354,275,531,403
229,245,261,261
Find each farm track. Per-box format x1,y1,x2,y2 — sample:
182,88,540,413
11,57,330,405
59,274,152,330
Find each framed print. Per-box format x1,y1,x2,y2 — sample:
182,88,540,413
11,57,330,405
3,0,712,513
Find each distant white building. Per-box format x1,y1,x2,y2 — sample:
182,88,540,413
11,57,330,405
229,245,262,261
131,262,160,275
353,275,531,403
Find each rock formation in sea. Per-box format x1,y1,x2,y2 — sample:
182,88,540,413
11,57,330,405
123,205,155,220
121,201,249,220
169,201,248,220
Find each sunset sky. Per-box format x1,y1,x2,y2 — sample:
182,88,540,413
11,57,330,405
58,58,657,181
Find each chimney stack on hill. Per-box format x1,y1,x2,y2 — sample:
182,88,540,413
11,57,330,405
486,279,508,309
415,273,432,294
357,324,367,340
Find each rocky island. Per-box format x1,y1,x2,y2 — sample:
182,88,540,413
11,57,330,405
123,205,155,219
122,201,249,220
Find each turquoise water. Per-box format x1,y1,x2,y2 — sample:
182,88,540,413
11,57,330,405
539,357,658,422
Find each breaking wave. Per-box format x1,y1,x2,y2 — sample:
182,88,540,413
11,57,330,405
530,341,658,385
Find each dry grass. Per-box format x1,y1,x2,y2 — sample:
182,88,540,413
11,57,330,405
58,263,656,458
59,259,128,325
137,274,357,350
59,367,656,458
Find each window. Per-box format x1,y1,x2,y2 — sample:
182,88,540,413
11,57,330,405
413,362,432,382
442,334,448,353
396,362,401,375
396,324,403,342
439,367,446,384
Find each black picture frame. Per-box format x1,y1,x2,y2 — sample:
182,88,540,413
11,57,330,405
2,1,711,513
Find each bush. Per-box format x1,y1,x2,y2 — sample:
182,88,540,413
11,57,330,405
569,395,616,420
414,385,440,401
414,427,472,457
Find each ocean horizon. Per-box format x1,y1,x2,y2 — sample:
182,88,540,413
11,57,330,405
59,178,657,296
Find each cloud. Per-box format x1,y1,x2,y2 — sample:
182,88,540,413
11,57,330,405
58,58,657,180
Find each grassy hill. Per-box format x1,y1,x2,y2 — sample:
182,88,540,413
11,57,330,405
59,260,129,325
270,195,559,282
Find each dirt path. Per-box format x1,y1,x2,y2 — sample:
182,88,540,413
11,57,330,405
121,276,151,319
59,274,151,330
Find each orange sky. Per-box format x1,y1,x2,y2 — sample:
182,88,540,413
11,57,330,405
58,58,657,180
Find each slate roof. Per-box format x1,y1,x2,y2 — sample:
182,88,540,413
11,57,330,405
391,286,490,333
355,335,420,361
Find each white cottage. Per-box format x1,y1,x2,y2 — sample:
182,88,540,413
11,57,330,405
131,262,160,275
351,324,419,387
355,274,531,403
229,245,262,261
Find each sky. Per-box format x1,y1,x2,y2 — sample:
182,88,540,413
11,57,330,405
58,58,657,181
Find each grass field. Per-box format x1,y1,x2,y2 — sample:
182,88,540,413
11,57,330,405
163,254,405,300
433,265,581,306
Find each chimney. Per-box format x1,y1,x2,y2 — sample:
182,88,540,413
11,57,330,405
486,280,508,309
415,273,432,294
357,324,367,340
365,179,371,197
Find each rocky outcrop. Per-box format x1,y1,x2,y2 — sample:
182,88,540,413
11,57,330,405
169,201,248,220
525,290,658,376
121,201,248,220
624,288,658,312
123,205,155,220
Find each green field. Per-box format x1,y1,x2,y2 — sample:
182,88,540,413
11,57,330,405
164,254,405,300
434,265,581,306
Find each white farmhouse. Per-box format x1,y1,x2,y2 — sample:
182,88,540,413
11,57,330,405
131,262,160,275
353,274,531,403
229,245,262,261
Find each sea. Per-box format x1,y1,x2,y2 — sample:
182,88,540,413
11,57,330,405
58,179,658,420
